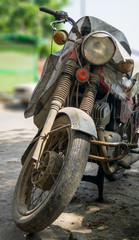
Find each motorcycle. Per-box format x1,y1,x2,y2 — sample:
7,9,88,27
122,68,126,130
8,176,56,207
12,6,139,233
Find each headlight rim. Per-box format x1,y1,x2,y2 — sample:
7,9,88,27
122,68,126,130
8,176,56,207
81,31,116,65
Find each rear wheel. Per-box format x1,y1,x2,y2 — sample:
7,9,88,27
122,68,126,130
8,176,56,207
12,115,90,232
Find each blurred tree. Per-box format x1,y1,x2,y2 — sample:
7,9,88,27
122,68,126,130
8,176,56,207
0,0,69,38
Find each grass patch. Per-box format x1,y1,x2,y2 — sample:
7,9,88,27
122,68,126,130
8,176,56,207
0,73,33,93
0,44,37,92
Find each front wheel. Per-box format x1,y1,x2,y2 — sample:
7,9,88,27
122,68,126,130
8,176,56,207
12,115,90,233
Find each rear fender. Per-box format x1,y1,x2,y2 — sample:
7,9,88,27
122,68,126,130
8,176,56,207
57,107,97,138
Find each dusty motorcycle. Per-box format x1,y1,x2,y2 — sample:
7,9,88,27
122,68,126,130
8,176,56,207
12,7,139,233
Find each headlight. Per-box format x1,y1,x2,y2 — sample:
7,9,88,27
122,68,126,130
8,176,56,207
81,32,115,65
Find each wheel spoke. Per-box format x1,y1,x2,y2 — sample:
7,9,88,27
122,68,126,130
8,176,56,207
28,185,49,210
30,191,42,208
48,134,68,152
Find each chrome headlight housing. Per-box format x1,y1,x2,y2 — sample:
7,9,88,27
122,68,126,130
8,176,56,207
81,32,116,65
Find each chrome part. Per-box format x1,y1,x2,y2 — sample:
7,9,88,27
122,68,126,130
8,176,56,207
50,19,66,31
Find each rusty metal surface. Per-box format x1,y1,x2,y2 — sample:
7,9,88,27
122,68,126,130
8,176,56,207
89,139,128,162
58,107,97,137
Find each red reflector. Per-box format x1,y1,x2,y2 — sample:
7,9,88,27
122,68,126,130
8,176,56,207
76,68,89,82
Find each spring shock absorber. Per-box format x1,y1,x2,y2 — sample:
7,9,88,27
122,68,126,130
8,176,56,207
51,57,77,111
80,68,101,115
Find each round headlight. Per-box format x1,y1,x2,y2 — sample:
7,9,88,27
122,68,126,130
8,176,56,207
81,32,115,65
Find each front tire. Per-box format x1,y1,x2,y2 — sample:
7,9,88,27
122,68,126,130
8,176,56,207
12,115,90,232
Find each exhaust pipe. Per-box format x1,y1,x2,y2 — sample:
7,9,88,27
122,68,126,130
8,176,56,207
119,151,139,169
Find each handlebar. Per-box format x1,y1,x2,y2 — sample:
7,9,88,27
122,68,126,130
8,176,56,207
40,6,68,20
40,6,81,37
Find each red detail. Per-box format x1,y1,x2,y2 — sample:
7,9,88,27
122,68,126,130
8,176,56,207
77,68,89,82
69,48,77,60
37,59,45,77
61,52,69,62
98,67,103,76
99,77,109,94
61,48,77,62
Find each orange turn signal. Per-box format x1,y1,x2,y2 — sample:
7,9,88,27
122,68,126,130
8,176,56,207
53,30,68,45
118,60,134,73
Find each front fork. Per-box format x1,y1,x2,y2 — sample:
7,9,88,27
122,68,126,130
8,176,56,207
32,50,78,161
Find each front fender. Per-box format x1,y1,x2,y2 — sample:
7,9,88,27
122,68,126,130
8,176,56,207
57,107,97,138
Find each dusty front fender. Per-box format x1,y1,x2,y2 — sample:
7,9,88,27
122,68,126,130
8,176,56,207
57,107,97,138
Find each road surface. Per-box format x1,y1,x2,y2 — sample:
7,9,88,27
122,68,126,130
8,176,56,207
0,103,139,240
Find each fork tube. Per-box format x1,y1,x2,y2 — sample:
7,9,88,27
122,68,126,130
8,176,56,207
32,50,77,161
32,107,59,161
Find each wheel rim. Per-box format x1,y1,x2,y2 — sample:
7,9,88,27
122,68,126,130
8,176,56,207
17,122,70,216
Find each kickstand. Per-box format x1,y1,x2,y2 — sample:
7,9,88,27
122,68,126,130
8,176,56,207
82,164,105,202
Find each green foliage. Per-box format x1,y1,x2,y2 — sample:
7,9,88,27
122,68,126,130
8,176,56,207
0,0,70,38
0,0,70,67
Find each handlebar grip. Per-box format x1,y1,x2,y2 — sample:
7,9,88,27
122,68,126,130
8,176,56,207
39,6,57,17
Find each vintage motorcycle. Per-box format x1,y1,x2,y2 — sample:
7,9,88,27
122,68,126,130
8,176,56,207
12,6,139,233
